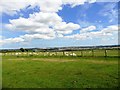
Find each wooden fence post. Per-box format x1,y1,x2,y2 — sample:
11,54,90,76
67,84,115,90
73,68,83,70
71,51,73,56
56,51,57,56
105,49,107,57
81,50,83,57
63,51,65,56
27,52,29,56
48,51,49,56
44,51,45,56
3,53,4,56
92,49,94,57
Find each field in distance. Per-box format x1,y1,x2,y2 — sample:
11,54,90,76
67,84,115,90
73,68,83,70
2,56,119,88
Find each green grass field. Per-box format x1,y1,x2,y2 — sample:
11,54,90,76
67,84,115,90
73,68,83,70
2,55,119,88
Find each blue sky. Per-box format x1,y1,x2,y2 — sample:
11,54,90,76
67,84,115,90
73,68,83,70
0,0,119,49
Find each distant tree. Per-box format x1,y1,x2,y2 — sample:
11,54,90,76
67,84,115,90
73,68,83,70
20,48,24,52
25,49,28,52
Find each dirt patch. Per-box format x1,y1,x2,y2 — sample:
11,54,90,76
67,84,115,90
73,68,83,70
7,58,118,64
32,59,77,62
7,58,78,62
8,58,25,60
85,60,118,64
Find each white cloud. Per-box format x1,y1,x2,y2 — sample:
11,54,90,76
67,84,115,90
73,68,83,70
100,25,118,34
0,33,56,45
65,33,88,40
96,0,120,2
1,25,118,45
5,12,62,35
0,0,98,15
29,12,62,26
1,0,119,16
54,22,80,34
62,0,96,7
64,25,118,40
0,37,25,45
62,0,87,7
38,0,62,12
21,33,55,40
55,22,80,30
2,10,80,44
5,11,80,36
80,25,96,33
0,0,38,15
0,0,62,16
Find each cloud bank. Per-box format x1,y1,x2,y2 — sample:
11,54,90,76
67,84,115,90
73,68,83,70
0,0,119,45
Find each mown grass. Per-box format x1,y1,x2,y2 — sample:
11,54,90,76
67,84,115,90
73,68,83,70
2,56,119,88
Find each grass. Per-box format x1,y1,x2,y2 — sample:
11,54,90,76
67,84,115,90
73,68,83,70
0,59,2,89
2,56,119,88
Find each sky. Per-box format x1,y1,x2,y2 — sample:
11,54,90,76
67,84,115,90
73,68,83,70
0,0,119,49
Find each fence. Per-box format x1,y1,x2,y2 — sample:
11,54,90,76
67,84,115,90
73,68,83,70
1,49,119,57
